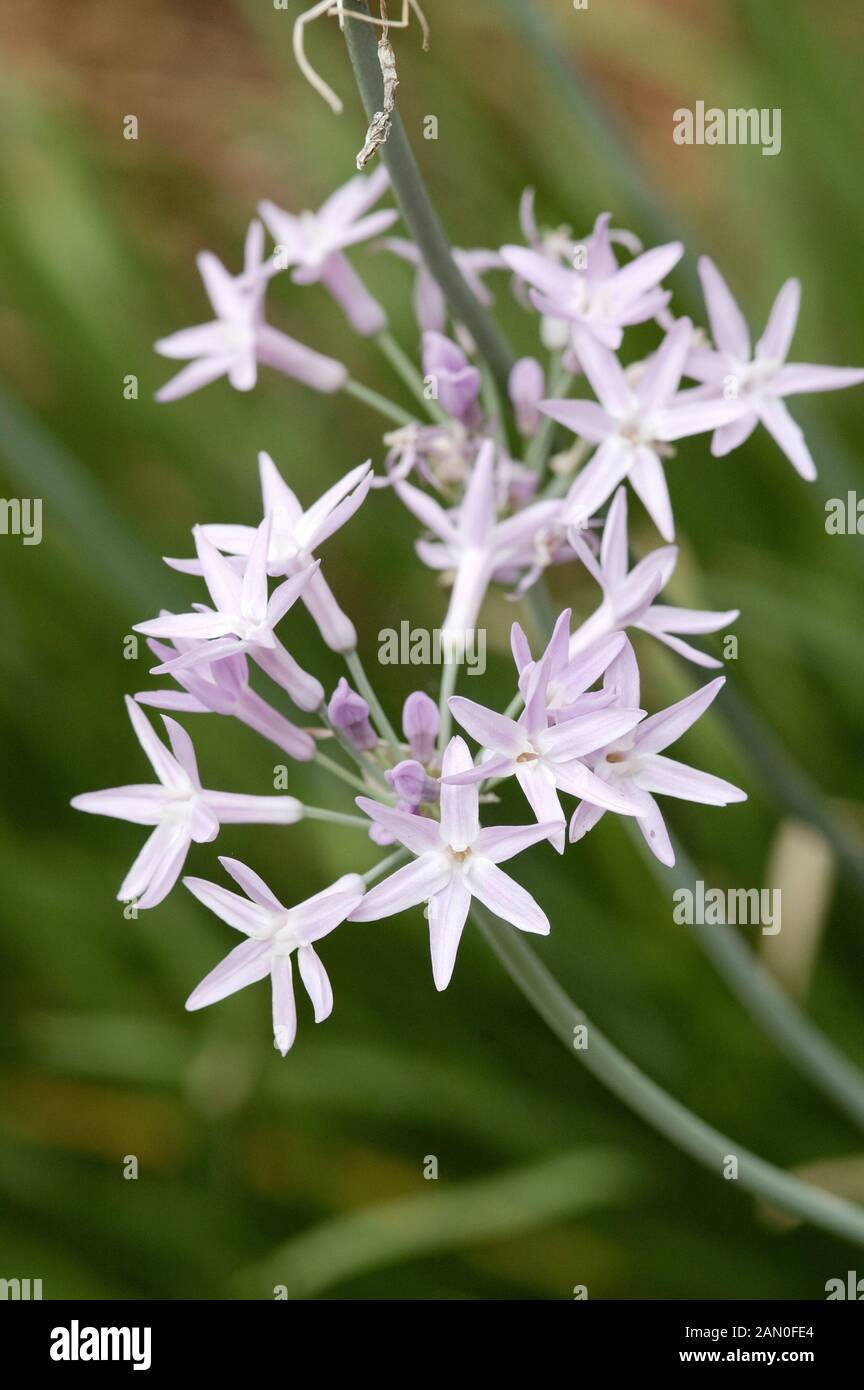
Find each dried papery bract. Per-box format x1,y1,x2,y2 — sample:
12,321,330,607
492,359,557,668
355,16,398,170
293,0,429,119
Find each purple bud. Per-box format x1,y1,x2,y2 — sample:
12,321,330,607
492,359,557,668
402,690,439,763
385,759,440,807
328,677,377,751
508,356,545,436
422,331,482,422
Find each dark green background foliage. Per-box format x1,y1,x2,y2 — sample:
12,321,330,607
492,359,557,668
1,0,863,1299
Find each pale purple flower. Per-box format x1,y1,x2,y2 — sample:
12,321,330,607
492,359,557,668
517,189,644,270
135,517,324,711
167,452,371,653
686,258,864,479
71,698,303,909
569,642,746,865
422,331,482,423
350,736,554,991
509,357,546,436
385,759,439,808
510,615,628,723
328,677,377,752
379,236,503,333
136,634,316,762
502,212,683,352
395,438,560,642
155,220,346,402
402,690,439,764
543,318,745,541
447,614,646,851
259,167,397,335
568,487,738,668
185,858,364,1054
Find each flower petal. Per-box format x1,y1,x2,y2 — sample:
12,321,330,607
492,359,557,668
514,761,565,851
635,677,725,754
186,937,272,1011
757,397,817,480
756,278,800,363
349,853,452,921
448,696,524,758
473,820,561,864
636,317,691,409
634,754,747,805
297,945,334,1022
467,859,550,936
628,445,674,542
427,874,472,991
183,876,277,935
697,256,750,360
355,797,441,855
219,856,284,910
124,695,190,791
271,955,298,1055
439,736,481,850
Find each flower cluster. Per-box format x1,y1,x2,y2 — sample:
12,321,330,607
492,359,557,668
74,169,864,1054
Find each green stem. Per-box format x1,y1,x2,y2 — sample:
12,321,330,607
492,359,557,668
344,376,415,427
633,826,864,1133
345,648,402,758
362,847,409,887
473,904,864,1246
436,658,459,759
314,749,370,796
342,1,516,393
376,329,446,423
524,360,574,475
318,706,391,792
303,806,371,829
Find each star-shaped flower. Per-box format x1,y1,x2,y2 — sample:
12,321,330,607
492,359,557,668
349,736,555,990
448,614,646,851
166,452,372,652
568,642,746,865
135,635,316,762
260,167,397,335
567,487,738,668
687,258,864,478
155,221,346,402
135,516,324,711
185,859,364,1054
543,318,745,540
502,212,683,352
71,698,303,908
395,438,560,641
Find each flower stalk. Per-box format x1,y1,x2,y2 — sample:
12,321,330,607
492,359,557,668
342,0,516,392
473,903,864,1246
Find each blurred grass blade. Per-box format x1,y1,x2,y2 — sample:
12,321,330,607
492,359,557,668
238,1146,640,1298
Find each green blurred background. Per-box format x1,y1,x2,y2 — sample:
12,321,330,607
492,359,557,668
1,0,863,1299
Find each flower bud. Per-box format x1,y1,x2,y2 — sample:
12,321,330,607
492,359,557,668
402,690,439,763
328,677,377,751
385,759,439,807
422,331,481,422
508,356,545,436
